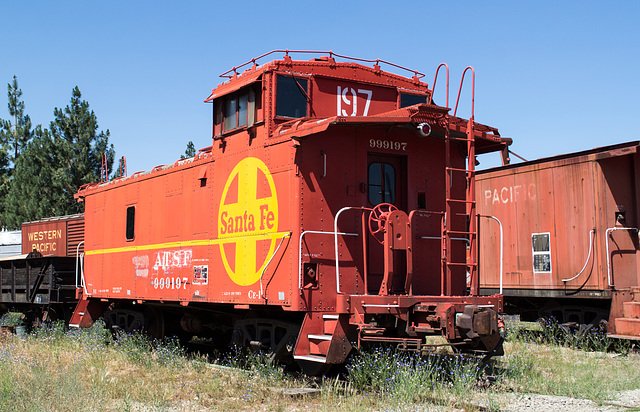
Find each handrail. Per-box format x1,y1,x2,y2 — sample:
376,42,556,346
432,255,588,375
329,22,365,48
606,227,638,288
219,49,426,80
100,153,107,183
430,63,449,108
562,229,595,283
453,66,475,119
479,215,503,294
334,206,372,294
260,232,291,300
75,241,88,296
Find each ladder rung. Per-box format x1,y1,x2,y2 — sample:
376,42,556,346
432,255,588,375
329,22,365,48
446,200,475,205
446,167,473,173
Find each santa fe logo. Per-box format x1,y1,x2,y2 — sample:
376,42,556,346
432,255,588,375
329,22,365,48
218,157,279,286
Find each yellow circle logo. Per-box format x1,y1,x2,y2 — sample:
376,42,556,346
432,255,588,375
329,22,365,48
218,158,278,286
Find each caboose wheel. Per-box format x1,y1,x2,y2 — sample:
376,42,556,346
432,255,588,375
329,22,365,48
145,307,165,340
104,309,145,334
368,203,398,244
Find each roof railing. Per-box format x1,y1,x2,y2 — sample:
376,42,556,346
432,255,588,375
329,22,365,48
453,66,475,119
430,63,449,108
219,49,426,81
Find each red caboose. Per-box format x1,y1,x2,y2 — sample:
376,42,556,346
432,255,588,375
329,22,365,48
72,51,509,372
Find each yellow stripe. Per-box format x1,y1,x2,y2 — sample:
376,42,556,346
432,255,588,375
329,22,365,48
85,231,291,256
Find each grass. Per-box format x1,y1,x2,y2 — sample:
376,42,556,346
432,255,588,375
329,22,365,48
496,318,639,403
0,311,25,327
0,319,638,411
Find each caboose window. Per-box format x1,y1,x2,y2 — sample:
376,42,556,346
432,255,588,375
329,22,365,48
532,232,551,273
276,75,308,118
238,93,248,127
126,206,135,241
222,91,251,132
400,93,428,108
223,98,237,131
368,162,395,205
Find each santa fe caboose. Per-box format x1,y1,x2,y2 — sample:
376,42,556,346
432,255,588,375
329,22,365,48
18,51,510,373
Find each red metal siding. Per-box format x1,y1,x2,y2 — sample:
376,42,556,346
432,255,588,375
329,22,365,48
478,143,640,296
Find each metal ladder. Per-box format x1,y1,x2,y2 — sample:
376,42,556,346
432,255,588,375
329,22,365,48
441,67,478,296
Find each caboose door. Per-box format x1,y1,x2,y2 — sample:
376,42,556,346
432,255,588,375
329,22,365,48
365,153,407,294
366,154,407,211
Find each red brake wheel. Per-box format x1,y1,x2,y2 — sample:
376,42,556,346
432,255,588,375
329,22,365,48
368,203,398,244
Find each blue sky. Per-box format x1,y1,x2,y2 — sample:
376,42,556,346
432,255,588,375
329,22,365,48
1,1,638,172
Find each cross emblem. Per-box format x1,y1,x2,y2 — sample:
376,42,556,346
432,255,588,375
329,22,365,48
218,158,279,286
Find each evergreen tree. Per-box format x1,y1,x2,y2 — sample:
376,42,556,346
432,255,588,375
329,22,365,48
3,86,115,227
3,127,60,227
0,131,10,221
3,76,33,163
49,86,115,214
181,140,196,159
0,76,35,225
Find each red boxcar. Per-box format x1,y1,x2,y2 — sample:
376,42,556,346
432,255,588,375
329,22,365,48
71,51,509,372
477,141,640,337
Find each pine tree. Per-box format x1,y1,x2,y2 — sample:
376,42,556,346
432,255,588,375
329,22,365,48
181,140,196,159
3,86,115,227
49,86,115,214
3,127,59,227
0,76,35,225
3,76,33,163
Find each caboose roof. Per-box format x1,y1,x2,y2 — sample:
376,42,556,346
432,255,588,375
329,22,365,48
205,51,430,103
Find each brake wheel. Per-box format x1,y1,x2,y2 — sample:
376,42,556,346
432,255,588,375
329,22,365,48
368,203,398,244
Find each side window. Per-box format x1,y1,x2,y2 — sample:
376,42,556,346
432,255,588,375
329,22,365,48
223,98,237,131
532,233,551,273
238,93,248,127
368,162,396,205
276,75,308,118
400,93,427,108
222,90,252,132
126,206,136,241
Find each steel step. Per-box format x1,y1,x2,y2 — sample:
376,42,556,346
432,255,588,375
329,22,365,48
308,334,332,341
623,302,640,319
614,317,640,336
293,354,327,363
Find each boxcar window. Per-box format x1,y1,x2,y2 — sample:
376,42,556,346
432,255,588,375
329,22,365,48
368,162,395,205
400,93,427,108
276,75,308,118
126,206,135,241
532,232,551,273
